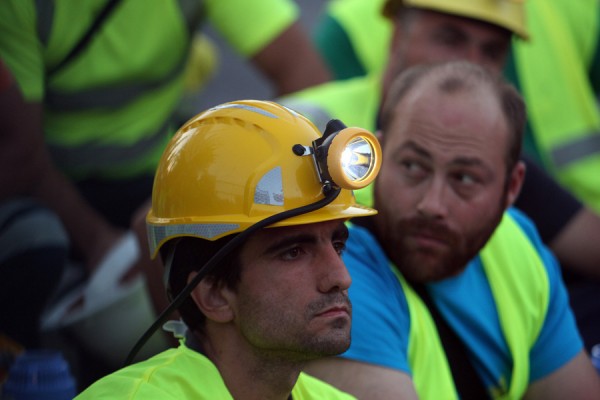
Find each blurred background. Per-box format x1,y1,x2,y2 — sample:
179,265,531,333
192,0,326,111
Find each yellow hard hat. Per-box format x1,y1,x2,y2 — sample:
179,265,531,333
383,0,528,40
147,100,380,259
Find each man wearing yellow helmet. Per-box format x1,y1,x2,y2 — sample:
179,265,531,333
278,1,600,398
75,100,381,399
0,0,335,385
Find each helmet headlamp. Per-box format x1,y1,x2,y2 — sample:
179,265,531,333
293,119,382,192
130,103,381,366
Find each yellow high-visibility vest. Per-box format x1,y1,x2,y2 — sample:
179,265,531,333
511,0,600,211
392,213,549,399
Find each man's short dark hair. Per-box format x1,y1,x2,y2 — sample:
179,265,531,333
161,234,242,333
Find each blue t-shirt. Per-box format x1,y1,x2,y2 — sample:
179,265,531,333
342,207,582,394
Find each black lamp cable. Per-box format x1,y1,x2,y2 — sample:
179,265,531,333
123,185,341,366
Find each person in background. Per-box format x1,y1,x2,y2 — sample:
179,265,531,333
315,0,600,215
281,0,600,352
0,59,68,350
76,99,379,399
0,0,333,386
0,0,332,281
303,60,600,400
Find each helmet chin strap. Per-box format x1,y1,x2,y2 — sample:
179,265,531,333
124,186,341,366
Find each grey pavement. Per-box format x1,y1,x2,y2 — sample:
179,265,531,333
190,1,328,112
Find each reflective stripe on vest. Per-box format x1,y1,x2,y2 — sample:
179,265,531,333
36,0,202,111
47,118,171,172
393,213,549,399
514,0,600,211
33,0,204,178
36,0,202,46
44,63,186,111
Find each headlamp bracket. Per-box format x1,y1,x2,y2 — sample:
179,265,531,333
292,119,349,190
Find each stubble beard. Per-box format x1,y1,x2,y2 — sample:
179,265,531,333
240,292,352,362
380,206,505,284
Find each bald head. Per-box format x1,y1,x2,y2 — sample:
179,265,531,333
381,61,525,172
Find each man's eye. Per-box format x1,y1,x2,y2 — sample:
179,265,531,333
281,247,302,260
457,173,476,185
451,172,484,199
401,160,425,176
404,161,418,171
333,241,347,256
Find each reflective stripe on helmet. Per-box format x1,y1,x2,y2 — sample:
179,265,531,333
148,223,241,258
209,103,279,119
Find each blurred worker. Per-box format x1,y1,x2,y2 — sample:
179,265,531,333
0,0,332,275
0,0,333,383
315,0,600,215
0,59,68,349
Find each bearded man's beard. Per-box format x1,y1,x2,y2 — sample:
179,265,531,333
385,206,505,283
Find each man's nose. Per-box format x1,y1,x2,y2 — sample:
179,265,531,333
416,178,449,219
317,247,352,293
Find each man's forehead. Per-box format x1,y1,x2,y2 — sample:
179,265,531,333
402,66,496,105
238,220,348,259
386,78,505,137
252,220,348,241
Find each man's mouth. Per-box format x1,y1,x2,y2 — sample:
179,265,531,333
316,305,350,318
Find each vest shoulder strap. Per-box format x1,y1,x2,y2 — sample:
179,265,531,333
391,268,459,399
47,0,123,76
480,212,549,399
392,212,549,399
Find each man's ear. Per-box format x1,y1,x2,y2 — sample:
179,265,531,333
188,272,234,323
505,160,526,208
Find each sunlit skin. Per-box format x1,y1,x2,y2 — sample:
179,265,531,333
193,219,352,361
374,79,517,283
383,9,512,94
188,219,353,399
231,220,352,358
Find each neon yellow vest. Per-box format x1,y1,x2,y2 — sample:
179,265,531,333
321,0,600,213
513,0,600,212
280,73,382,132
387,213,550,399
0,0,200,180
352,185,550,398
325,0,390,77
75,344,357,399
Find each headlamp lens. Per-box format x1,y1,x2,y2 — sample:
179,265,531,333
299,120,382,191
326,127,382,190
341,136,377,182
